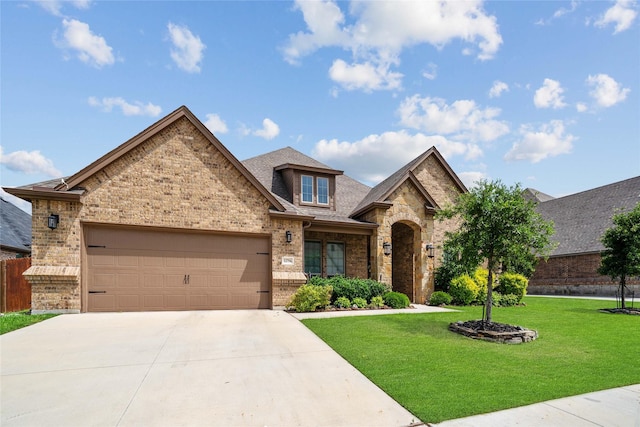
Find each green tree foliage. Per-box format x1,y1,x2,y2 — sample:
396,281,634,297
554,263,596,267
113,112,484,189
598,203,640,309
437,180,555,323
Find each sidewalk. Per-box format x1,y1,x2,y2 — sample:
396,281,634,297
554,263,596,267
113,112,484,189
433,384,640,427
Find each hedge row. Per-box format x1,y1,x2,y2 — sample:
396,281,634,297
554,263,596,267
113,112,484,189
287,277,410,312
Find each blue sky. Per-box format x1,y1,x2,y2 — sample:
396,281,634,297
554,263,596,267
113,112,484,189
2,0,639,213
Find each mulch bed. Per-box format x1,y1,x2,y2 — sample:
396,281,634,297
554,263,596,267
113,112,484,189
449,320,538,344
599,307,640,315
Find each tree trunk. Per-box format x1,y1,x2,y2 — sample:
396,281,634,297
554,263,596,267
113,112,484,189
620,274,626,309
485,261,493,324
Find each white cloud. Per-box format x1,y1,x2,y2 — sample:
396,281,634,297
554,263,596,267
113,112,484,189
576,102,588,112
534,78,567,109
422,63,438,80
283,0,502,91
57,19,114,68
312,130,468,185
553,0,579,18
167,22,206,73
0,145,62,177
458,171,488,189
586,73,630,107
328,59,402,92
88,97,162,117
0,188,32,214
488,80,509,98
398,95,509,143
204,114,228,134
504,120,575,163
595,0,638,33
253,118,280,140
34,0,91,17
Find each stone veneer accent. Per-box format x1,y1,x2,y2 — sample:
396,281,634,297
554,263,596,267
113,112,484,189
23,266,80,314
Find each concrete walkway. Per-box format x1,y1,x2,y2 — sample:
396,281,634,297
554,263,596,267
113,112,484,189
1,310,418,427
434,384,640,427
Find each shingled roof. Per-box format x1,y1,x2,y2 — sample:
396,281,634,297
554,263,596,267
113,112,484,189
0,197,32,254
536,176,640,257
523,188,555,203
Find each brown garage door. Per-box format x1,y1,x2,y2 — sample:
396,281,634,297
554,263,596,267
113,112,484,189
86,226,271,312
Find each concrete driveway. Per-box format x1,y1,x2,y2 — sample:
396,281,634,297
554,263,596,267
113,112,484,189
1,310,418,427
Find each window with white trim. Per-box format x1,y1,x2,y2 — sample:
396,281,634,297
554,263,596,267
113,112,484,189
317,177,329,205
301,175,314,203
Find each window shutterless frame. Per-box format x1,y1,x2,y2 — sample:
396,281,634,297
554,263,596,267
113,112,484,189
317,177,329,205
301,175,314,203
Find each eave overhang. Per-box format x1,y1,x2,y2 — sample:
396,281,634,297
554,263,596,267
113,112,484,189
3,186,83,202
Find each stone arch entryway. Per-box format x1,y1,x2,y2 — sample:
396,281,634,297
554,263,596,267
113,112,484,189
391,221,421,302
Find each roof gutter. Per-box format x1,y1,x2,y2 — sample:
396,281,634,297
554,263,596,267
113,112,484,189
2,187,83,202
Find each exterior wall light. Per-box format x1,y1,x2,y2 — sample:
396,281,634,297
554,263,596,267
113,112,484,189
426,243,435,258
285,230,292,243
383,241,392,256
47,214,59,230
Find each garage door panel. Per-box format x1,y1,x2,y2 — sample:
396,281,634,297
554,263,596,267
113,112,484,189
142,295,164,310
87,227,271,312
89,294,116,311
117,295,141,309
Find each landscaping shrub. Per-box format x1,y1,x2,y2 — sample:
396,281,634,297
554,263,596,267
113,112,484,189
314,276,391,303
429,291,452,306
369,295,384,308
496,272,528,302
334,296,351,308
449,274,479,305
352,297,367,308
287,284,332,312
383,291,410,309
499,293,520,307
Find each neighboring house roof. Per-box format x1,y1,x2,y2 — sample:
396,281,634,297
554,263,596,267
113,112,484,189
351,147,466,217
523,188,555,203
3,106,285,212
537,176,640,257
0,197,32,253
242,147,374,226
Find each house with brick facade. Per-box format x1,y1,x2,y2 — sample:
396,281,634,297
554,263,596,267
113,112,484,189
3,106,466,313
528,176,640,297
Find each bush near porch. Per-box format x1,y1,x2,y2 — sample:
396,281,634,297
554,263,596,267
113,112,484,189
287,277,403,312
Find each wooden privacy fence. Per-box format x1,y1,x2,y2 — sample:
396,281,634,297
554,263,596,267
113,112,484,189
1,257,32,313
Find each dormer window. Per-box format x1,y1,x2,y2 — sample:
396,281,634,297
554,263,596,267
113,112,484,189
301,175,330,206
275,163,343,209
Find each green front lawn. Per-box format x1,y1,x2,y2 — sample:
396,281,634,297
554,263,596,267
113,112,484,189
0,310,58,335
302,297,640,423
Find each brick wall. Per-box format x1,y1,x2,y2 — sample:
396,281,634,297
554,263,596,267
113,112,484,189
28,117,305,312
529,253,640,296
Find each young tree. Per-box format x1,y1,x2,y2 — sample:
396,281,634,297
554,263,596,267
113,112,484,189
598,203,640,309
437,180,555,324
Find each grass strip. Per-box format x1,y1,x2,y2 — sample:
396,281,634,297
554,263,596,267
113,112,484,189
0,310,58,335
302,297,640,423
